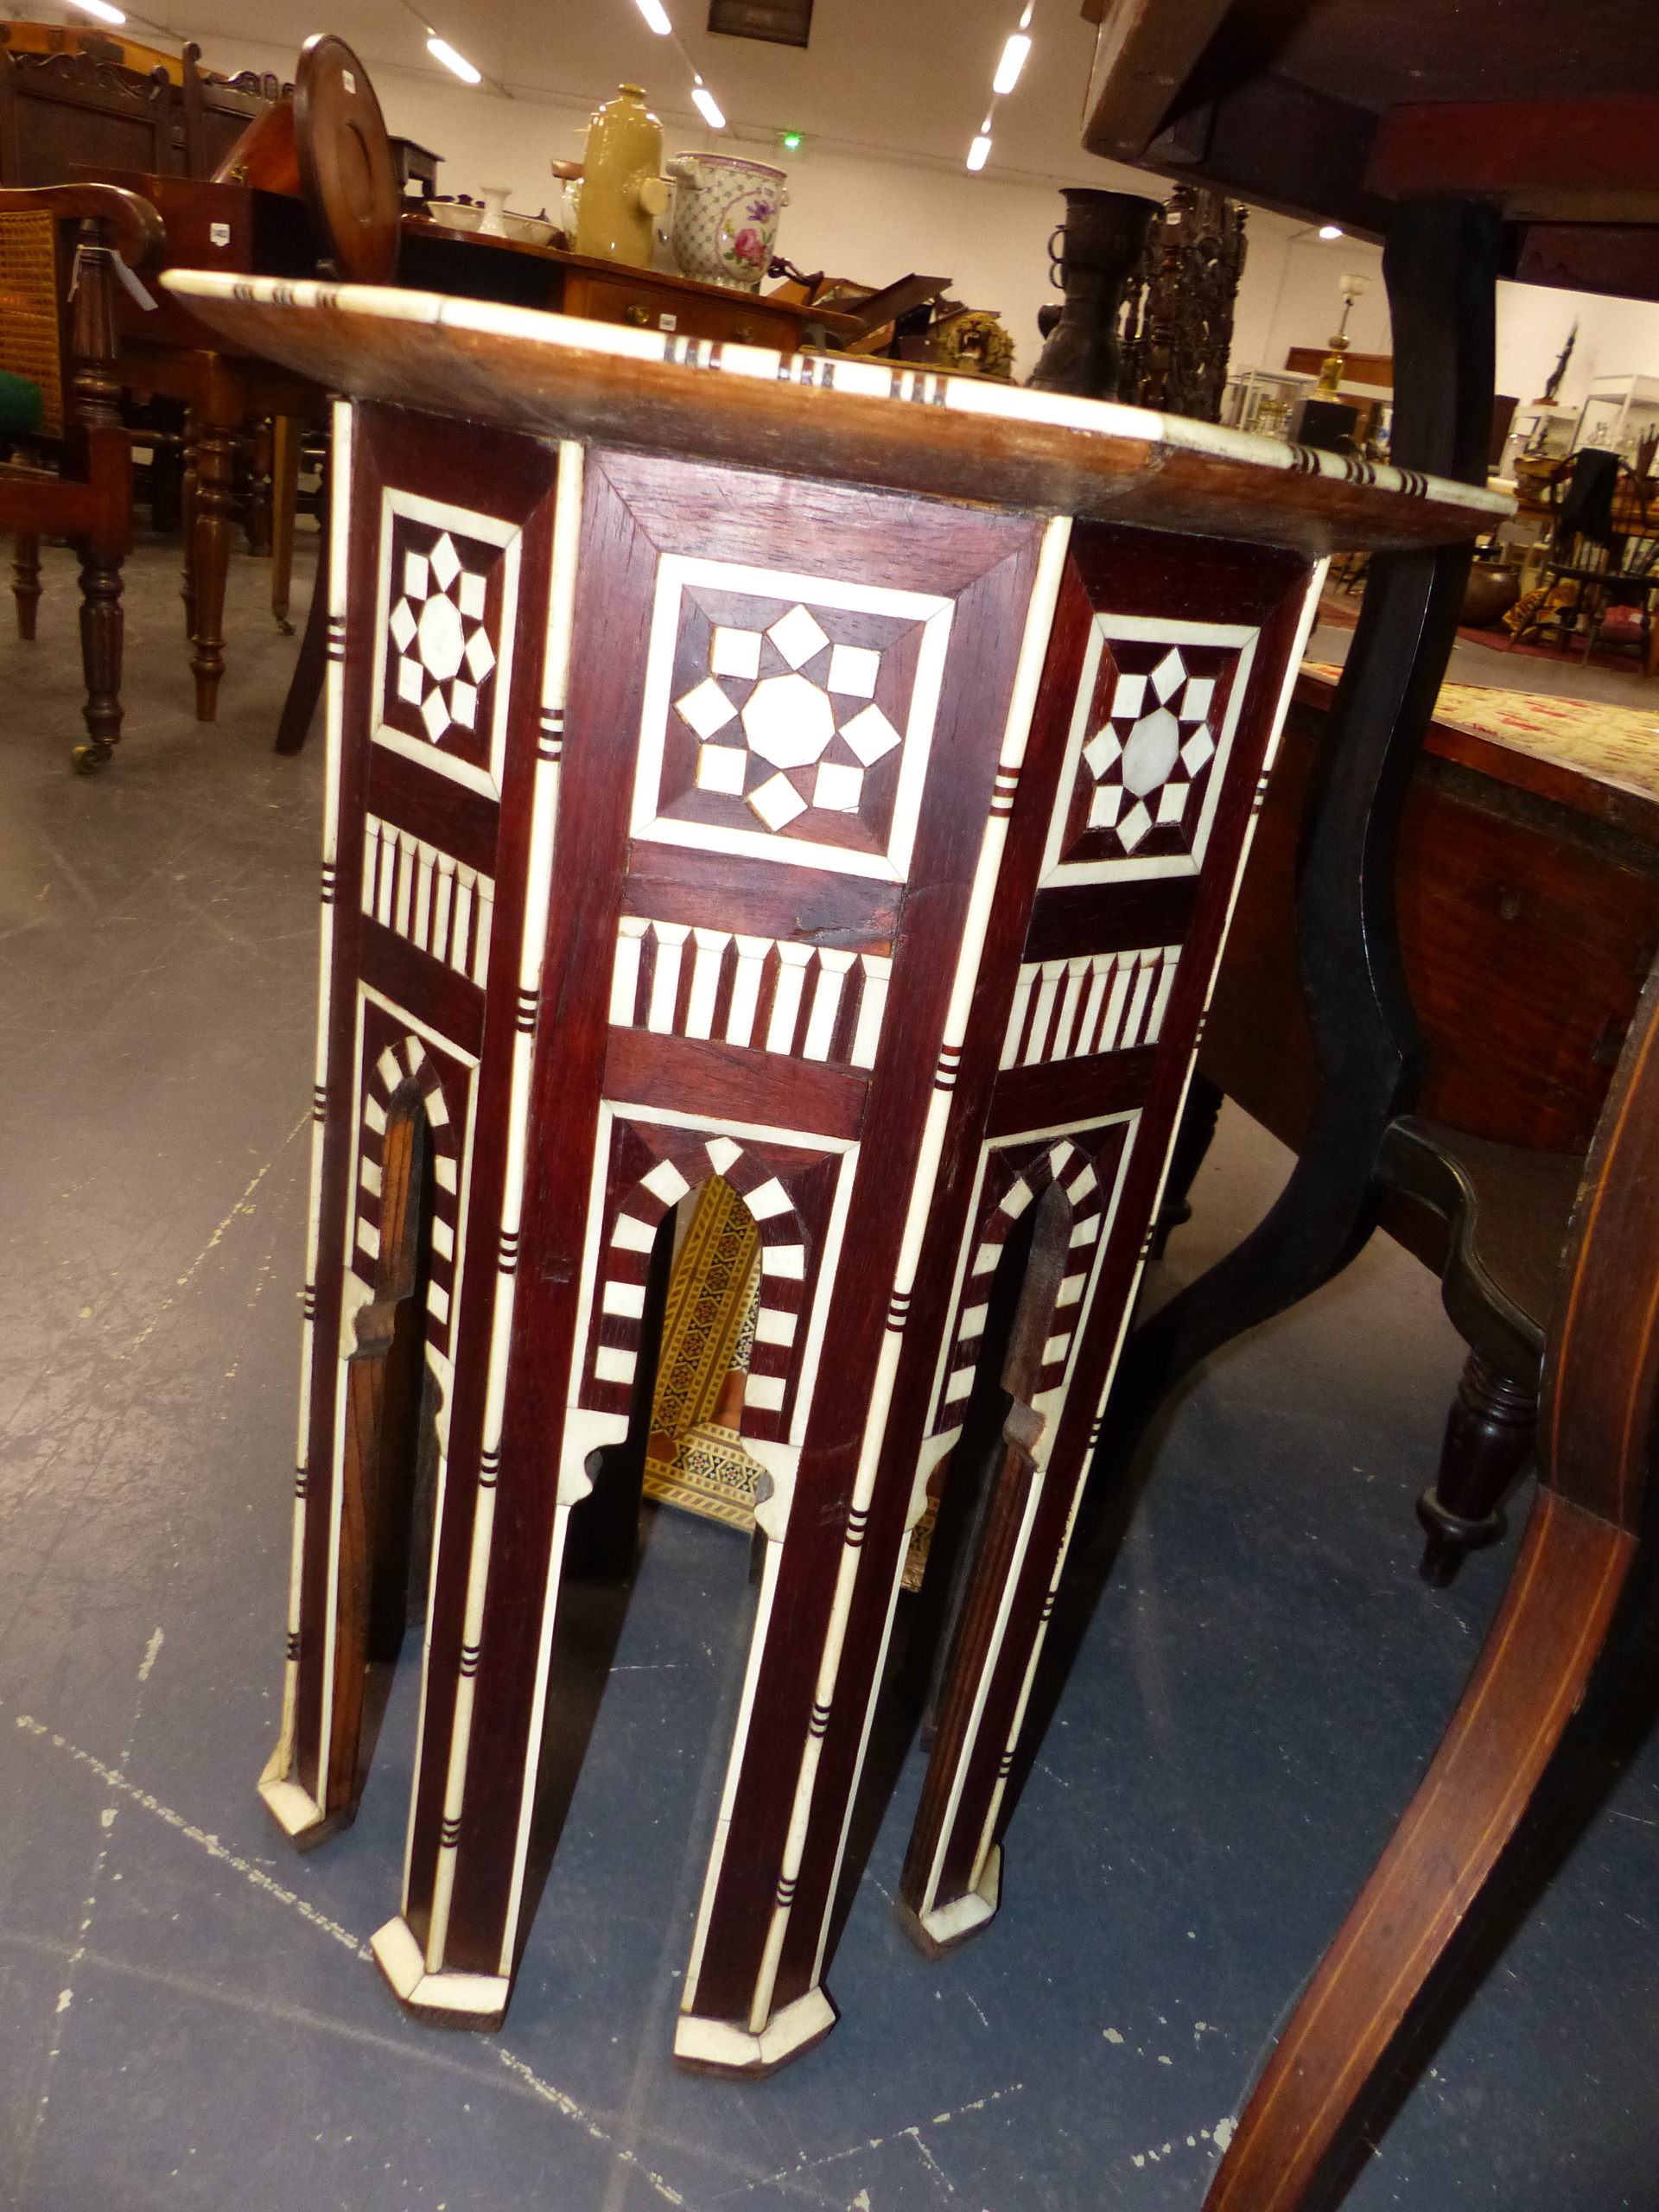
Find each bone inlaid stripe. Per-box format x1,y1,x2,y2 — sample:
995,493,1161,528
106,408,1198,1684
362,814,496,985
1000,945,1182,1069
608,917,890,1068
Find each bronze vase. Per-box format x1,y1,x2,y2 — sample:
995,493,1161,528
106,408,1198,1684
1027,188,1161,401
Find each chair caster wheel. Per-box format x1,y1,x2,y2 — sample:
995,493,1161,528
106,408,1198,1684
71,741,111,774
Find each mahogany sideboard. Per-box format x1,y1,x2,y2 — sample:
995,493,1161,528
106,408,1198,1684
163,267,1504,2074
1199,666,1659,1267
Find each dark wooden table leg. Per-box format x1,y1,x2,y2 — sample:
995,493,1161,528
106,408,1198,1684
181,414,197,641
189,412,235,721
245,415,274,556
275,474,329,754
1082,199,1504,1510
271,413,300,634
12,532,41,639
1417,1349,1536,1584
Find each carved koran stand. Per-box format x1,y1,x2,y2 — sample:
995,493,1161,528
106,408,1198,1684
166,270,1504,2072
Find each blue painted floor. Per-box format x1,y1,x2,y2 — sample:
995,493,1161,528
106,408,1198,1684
1,537,1656,2210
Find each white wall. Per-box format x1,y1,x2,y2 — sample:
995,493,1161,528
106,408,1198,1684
1230,229,1659,417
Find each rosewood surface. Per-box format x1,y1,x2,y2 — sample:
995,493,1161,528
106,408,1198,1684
162,277,1493,2080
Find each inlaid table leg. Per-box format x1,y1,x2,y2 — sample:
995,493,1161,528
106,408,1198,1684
897,531,1325,1953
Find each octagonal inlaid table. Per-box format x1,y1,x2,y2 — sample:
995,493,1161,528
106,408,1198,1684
163,268,1507,2074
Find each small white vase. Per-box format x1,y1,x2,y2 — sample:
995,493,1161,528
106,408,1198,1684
477,184,512,239
666,154,787,292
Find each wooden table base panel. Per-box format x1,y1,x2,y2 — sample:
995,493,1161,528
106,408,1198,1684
154,269,1497,2077
247,397,1326,2063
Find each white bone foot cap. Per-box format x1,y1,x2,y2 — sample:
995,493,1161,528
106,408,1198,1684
371,1915,510,2029
902,1845,1003,1959
673,1985,838,2076
257,1772,327,1839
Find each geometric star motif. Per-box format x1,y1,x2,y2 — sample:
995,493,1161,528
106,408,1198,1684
676,603,902,832
1082,645,1219,854
389,534,495,746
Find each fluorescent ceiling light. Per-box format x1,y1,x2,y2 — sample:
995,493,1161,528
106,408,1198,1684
967,134,991,172
427,35,480,82
691,84,726,128
992,32,1030,95
73,0,126,22
1319,223,1343,239
635,0,674,31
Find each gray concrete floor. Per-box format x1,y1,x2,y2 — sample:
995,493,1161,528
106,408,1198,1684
1,534,1656,2211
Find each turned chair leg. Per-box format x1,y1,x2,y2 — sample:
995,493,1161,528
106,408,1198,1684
189,419,234,721
12,532,41,639
73,542,124,772
1416,1348,1537,1586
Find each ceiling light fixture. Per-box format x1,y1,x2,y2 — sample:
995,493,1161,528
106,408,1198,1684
966,131,992,172
691,80,727,127
992,31,1030,94
71,0,127,22
635,0,675,30
427,34,481,81
1319,223,1343,239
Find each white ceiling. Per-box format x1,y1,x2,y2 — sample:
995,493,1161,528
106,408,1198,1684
44,0,1132,187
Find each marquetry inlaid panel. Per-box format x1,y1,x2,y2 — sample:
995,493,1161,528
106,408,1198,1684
999,944,1182,1069
631,556,955,882
574,1108,857,1446
372,494,522,799
608,916,890,1069
346,991,480,1365
920,1116,1136,1462
1039,613,1258,887
362,815,496,986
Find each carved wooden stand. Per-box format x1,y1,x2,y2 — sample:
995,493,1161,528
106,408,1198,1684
166,270,1501,2071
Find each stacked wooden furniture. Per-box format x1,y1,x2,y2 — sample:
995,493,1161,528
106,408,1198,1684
161,260,1497,2064
1080,2,1659,2203
0,32,275,187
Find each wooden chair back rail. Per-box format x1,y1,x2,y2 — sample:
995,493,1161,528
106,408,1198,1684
1205,955,1659,2212
0,46,175,188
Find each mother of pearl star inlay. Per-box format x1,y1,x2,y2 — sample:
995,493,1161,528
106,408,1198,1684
389,532,498,746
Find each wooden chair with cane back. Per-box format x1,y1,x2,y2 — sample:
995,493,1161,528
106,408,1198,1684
1,180,162,766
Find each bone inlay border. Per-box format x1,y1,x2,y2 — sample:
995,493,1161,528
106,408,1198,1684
998,944,1181,1069
608,917,889,1069
362,814,495,987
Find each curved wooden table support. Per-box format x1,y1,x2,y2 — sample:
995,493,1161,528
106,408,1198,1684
1205,952,1659,2211
1081,201,1503,1525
